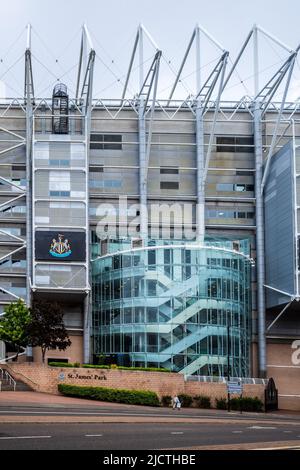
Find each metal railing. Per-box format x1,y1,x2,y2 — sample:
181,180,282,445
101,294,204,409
185,375,269,385
0,367,16,391
0,347,26,364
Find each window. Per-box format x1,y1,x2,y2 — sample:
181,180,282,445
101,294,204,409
49,159,69,166
90,134,103,149
160,167,179,174
216,183,254,192
236,170,254,176
12,165,25,171
90,134,122,150
216,136,254,153
236,137,254,153
160,181,179,190
49,190,70,197
147,280,156,296
217,183,234,191
206,209,254,220
90,166,104,173
216,136,235,153
89,180,121,189
103,134,122,150
148,250,156,265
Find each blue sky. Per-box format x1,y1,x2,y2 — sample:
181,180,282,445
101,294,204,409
0,0,299,100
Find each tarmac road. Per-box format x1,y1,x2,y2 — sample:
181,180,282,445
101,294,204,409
1,421,300,450
0,392,300,450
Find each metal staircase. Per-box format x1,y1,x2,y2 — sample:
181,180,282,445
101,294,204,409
52,83,69,134
0,367,33,392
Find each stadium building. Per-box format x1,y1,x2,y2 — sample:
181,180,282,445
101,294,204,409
0,24,300,406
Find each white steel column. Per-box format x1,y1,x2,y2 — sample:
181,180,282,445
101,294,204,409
253,25,266,377
139,24,144,90
196,25,201,92
83,294,90,364
139,98,148,240
292,120,299,298
195,27,204,242
254,105,266,377
83,28,95,364
196,99,205,242
25,24,33,361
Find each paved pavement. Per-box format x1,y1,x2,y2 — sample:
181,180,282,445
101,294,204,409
1,391,300,449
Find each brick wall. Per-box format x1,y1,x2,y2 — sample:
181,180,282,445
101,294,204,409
185,382,265,403
3,363,265,407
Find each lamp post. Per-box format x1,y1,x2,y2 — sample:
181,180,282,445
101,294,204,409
227,323,231,412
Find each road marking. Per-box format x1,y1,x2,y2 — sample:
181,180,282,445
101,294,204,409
283,431,292,433
171,432,184,435
0,436,51,440
232,431,243,433
85,434,103,437
248,426,277,430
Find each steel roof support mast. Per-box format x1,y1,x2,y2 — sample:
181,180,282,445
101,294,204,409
123,25,161,241
252,24,266,378
254,34,298,378
25,23,34,361
169,25,228,243
224,24,296,377
76,24,95,363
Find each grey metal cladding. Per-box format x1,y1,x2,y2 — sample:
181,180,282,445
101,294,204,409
264,142,295,308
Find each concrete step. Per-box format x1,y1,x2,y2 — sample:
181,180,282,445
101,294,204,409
0,377,33,392
15,381,33,391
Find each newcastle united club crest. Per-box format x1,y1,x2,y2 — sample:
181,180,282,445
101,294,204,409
49,233,72,258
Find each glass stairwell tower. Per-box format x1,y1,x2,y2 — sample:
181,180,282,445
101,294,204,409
92,239,251,376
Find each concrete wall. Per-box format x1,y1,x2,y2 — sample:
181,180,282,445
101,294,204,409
4,363,265,407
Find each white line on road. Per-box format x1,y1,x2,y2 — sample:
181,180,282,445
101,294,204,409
248,426,277,430
85,434,103,437
171,432,184,435
283,431,292,433
0,436,51,440
232,431,243,433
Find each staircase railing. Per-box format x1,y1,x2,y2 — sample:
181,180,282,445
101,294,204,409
0,348,26,364
0,367,16,391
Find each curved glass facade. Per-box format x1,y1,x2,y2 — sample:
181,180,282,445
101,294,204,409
92,244,251,376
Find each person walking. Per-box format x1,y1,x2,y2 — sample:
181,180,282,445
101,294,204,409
172,395,181,410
